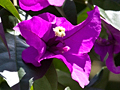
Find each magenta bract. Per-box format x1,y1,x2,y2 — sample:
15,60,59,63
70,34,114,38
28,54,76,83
19,0,65,11
94,19,120,74
14,6,101,88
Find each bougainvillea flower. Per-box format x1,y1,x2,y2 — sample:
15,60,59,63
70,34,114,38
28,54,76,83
94,18,120,74
19,0,65,11
13,6,101,88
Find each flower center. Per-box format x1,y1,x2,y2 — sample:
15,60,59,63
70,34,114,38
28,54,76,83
47,45,70,54
53,26,65,37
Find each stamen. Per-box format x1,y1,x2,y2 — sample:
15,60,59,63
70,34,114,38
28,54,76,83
61,46,70,53
53,26,66,37
47,46,70,54
63,46,70,52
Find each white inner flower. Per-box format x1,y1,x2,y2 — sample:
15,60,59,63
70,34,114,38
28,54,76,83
53,26,66,37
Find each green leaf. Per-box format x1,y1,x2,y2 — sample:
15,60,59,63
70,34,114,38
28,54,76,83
105,80,120,90
53,58,70,73
85,67,109,90
75,2,87,14
0,76,4,85
57,82,65,90
62,0,77,25
33,76,53,90
0,8,11,16
0,81,12,90
92,0,120,10
77,7,90,24
0,33,52,90
1,14,18,31
0,0,22,21
57,70,83,90
99,7,120,30
45,63,57,90
0,76,12,90
33,63,57,90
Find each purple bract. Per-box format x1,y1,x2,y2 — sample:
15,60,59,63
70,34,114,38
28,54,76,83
19,0,65,11
94,18,120,74
14,6,101,88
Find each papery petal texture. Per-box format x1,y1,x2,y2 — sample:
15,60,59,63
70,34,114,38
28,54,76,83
14,6,101,88
38,6,101,87
38,12,74,30
22,46,40,66
94,37,108,62
41,52,91,88
64,53,91,88
102,19,120,54
106,45,120,74
13,16,50,66
19,0,49,11
94,18,120,74
48,0,65,6
14,16,52,42
19,0,65,11
37,12,74,42
62,6,101,54
61,7,100,87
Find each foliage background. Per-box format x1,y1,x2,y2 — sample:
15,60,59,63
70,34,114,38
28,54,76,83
0,0,120,90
